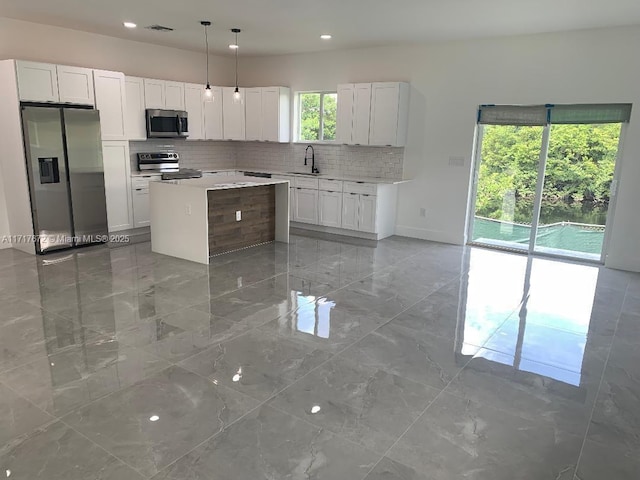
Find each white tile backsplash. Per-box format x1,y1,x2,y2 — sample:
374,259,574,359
128,140,404,179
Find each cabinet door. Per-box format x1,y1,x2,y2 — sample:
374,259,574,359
16,61,59,102
93,70,126,140
369,82,400,146
358,194,377,233
293,188,318,224
144,78,165,109
262,87,290,142
57,66,95,105
184,83,205,140
352,83,372,145
132,188,150,228
341,193,358,230
204,86,224,140
164,81,185,110
244,87,263,141
125,77,147,140
102,141,133,231
336,84,354,144
222,87,245,140
318,190,342,228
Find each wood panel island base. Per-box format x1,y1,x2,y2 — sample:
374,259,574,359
150,176,290,264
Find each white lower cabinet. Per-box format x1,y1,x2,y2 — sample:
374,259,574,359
102,141,133,231
341,192,378,233
293,188,318,224
358,194,377,233
319,190,342,228
341,193,359,230
132,186,150,228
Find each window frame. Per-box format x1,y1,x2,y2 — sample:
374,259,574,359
296,90,337,143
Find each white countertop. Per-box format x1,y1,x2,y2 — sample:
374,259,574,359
161,176,290,191
132,168,410,185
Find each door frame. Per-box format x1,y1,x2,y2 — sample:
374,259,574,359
466,119,625,264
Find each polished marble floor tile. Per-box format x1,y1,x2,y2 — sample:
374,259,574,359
0,421,145,479
0,382,53,449
387,392,583,480
180,329,332,401
151,405,379,480
116,308,251,363
269,355,439,453
0,337,170,416
363,457,430,480
63,366,258,477
0,235,638,479
340,322,467,389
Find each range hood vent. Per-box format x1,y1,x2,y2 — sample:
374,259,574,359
145,25,174,32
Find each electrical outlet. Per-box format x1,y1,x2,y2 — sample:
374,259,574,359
420,208,427,218
185,204,192,215
236,210,241,221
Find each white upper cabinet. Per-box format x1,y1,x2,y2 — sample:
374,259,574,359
164,81,185,110
143,78,165,109
262,87,290,142
93,70,126,140
244,87,263,141
184,83,205,140
57,66,95,106
124,76,146,141
204,86,224,140
16,61,59,103
222,87,245,140
369,82,410,147
352,83,372,145
336,84,354,144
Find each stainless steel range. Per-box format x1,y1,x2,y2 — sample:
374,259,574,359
137,152,203,180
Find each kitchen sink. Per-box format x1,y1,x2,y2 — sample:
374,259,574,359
286,171,321,176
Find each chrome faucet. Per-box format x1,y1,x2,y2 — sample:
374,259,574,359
304,145,319,174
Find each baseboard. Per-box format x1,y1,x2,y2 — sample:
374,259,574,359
290,222,379,241
394,225,463,245
604,255,640,273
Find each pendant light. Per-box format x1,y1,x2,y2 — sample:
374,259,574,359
201,20,214,102
231,28,242,104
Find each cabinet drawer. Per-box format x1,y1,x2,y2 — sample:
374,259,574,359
319,179,343,192
343,181,377,195
295,177,319,189
132,176,160,189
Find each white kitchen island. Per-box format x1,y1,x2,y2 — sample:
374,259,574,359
150,176,290,264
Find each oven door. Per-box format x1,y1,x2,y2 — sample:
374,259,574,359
146,110,189,138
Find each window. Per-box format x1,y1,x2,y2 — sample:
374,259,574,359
298,91,337,142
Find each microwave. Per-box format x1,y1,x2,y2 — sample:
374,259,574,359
146,109,189,138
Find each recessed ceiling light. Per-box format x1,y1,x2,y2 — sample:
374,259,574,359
149,415,160,422
229,44,239,49
320,34,332,40
123,22,137,29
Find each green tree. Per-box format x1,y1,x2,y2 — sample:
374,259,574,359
300,93,320,141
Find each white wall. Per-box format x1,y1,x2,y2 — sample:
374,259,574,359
240,26,640,271
0,17,234,84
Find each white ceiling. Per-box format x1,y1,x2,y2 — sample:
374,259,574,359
2,0,640,56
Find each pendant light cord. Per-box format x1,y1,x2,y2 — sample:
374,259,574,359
235,30,239,89
204,24,210,85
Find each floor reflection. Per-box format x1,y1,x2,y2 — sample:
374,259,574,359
457,249,600,387
293,295,335,339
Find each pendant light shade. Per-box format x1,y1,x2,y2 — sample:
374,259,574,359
231,28,242,104
201,21,214,102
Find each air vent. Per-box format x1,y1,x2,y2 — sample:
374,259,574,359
145,25,174,32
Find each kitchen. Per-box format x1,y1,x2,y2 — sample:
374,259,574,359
0,55,410,260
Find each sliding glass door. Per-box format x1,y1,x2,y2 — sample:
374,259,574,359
469,104,630,262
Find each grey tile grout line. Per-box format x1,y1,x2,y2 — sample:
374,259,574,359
359,298,529,478
570,282,628,479
149,252,462,479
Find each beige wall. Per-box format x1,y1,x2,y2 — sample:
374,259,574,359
240,26,640,271
0,17,234,84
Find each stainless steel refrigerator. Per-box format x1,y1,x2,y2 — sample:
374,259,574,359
21,105,108,254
